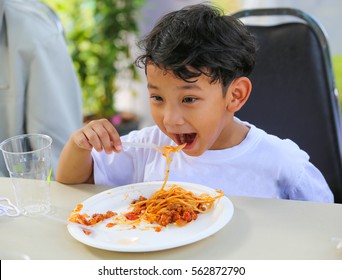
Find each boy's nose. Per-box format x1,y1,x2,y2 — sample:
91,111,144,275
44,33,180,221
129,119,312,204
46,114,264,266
163,106,185,127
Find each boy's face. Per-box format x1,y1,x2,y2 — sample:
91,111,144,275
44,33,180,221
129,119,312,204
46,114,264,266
146,64,237,156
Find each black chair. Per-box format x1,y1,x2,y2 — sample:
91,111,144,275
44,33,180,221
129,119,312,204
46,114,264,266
232,8,342,203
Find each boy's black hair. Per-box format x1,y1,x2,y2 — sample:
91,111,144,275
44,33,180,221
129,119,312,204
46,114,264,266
135,3,256,93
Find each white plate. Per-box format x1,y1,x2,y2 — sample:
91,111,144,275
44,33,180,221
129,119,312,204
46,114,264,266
67,181,234,252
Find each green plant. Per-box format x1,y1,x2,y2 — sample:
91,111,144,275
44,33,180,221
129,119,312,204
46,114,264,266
333,55,342,107
42,0,144,118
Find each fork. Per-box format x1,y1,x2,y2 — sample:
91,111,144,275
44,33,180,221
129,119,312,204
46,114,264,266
122,141,166,153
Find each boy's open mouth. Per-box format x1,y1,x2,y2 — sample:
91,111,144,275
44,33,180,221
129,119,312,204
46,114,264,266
176,133,197,146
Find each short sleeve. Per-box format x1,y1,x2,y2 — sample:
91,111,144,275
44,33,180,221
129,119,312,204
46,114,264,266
288,161,334,203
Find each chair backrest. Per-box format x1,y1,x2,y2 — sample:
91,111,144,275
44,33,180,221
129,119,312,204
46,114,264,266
232,8,342,203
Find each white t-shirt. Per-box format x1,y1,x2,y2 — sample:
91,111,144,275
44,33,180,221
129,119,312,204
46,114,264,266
92,122,333,203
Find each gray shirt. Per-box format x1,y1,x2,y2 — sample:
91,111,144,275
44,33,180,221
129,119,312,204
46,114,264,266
0,0,83,177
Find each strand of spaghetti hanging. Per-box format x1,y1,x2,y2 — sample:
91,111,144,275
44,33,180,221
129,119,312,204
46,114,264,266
160,143,186,190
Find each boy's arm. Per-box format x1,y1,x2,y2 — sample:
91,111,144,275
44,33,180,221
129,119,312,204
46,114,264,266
56,119,122,185
56,137,94,184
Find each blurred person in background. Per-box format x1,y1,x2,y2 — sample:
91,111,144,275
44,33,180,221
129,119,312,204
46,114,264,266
0,0,83,177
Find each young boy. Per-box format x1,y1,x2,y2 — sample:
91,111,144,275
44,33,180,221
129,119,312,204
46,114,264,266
56,4,333,202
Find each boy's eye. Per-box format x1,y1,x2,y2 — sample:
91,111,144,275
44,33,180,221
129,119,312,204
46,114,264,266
182,97,197,103
150,95,163,102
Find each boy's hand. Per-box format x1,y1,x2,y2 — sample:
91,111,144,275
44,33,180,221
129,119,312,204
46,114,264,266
73,119,122,154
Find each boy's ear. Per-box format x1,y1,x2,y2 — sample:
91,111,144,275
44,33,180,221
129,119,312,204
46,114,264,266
225,77,252,113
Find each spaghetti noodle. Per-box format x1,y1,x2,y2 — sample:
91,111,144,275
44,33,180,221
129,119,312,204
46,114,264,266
159,143,186,189
123,184,224,227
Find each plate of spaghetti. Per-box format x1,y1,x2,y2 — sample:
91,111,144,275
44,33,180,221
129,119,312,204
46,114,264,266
67,181,234,252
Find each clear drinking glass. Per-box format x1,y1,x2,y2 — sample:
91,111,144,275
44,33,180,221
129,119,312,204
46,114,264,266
0,134,52,216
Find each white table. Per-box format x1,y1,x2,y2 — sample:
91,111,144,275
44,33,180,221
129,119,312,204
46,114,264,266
1,177,342,260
